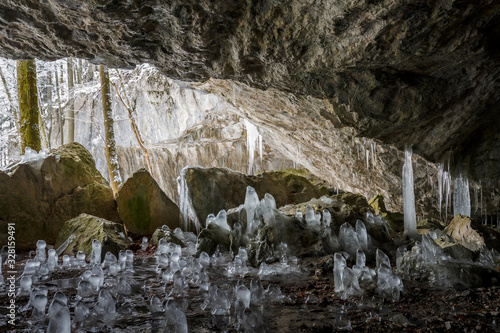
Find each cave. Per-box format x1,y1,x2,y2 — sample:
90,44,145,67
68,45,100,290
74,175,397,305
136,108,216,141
0,1,499,332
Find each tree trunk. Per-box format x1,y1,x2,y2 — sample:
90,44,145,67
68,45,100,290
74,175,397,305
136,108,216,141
99,65,121,196
66,57,75,143
55,67,64,146
16,59,41,154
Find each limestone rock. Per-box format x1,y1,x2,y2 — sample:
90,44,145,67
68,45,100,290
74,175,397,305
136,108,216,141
0,142,120,250
116,169,180,235
444,215,485,252
184,167,327,228
55,213,130,259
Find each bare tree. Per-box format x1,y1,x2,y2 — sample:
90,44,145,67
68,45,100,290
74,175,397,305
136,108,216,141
112,69,154,178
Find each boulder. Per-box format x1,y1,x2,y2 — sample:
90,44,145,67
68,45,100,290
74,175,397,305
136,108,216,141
55,213,130,259
181,167,328,228
444,215,486,252
151,227,186,247
196,223,231,257
116,169,180,235
0,142,120,250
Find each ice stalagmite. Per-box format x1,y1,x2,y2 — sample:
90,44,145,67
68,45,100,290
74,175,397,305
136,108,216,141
402,148,417,237
453,172,471,217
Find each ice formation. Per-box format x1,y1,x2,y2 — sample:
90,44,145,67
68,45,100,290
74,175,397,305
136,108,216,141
402,148,417,237
35,240,46,262
244,118,263,174
177,166,201,232
244,186,261,236
453,172,471,217
90,239,102,266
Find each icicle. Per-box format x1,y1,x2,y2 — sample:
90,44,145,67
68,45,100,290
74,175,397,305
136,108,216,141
474,185,478,214
371,141,376,167
177,166,201,233
453,173,471,217
244,119,262,174
480,181,483,218
437,163,443,217
444,171,451,222
402,148,417,237
365,149,370,170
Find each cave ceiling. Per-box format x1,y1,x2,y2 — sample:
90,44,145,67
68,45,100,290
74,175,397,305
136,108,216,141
1,0,499,187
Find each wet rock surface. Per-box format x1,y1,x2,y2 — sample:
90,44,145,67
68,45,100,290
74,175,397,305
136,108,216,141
116,168,180,235
0,142,120,250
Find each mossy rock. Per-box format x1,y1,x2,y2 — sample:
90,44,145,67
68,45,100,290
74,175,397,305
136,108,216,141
116,169,180,235
55,213,131,259
0,142,120,250
151,227,185,247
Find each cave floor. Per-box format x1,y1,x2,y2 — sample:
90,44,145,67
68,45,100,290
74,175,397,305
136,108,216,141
0,249,499,332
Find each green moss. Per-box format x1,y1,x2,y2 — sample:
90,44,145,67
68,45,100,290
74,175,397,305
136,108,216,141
17,59,41,153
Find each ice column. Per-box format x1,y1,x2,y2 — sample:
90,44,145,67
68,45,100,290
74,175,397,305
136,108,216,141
177,166,201,233
453,173,471,217
402,148,417,237
244,119,263,174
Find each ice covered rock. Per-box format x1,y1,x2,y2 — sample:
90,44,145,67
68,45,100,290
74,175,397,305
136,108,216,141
55,214,131,259
116,168,180,235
